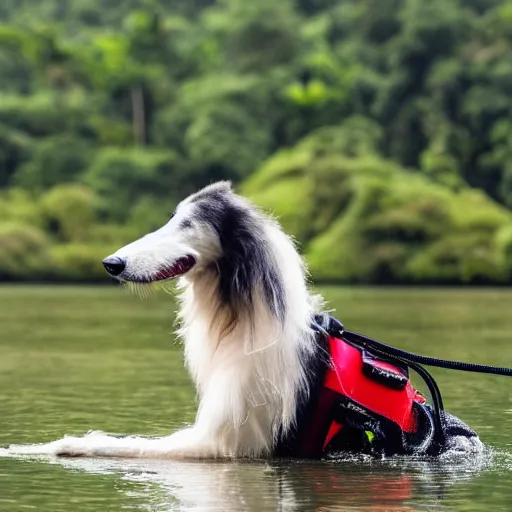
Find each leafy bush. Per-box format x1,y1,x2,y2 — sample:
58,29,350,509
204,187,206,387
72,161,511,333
0,188,44,227
0,223,53,280
41,184,98,242
14,134,92,190
184,101,270,180
0,93,88,137
246,127,512,284
0,124,33,186
50,243,118,282
84,147,183,222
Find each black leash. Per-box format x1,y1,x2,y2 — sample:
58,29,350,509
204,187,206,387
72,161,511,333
322,315,512,376
342,329,512,377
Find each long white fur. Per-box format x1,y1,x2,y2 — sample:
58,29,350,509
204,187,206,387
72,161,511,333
7,183,320,459
174,221,318,458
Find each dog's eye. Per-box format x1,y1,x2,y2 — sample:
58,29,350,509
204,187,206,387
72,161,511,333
170,212,176,220
180,219,193,229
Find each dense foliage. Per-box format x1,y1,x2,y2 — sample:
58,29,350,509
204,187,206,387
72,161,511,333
1,0,512,283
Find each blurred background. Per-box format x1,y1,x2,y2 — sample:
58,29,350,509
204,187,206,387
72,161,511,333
1,0,512,285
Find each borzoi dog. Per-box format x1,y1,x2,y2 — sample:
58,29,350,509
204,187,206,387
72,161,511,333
7,181,481,458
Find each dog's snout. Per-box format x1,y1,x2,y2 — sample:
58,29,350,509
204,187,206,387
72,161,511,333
102,256,126,276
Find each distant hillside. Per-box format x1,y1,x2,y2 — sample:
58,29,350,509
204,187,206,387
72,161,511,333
245,125,512,284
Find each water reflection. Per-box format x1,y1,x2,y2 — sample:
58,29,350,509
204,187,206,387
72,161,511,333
35,451,494,512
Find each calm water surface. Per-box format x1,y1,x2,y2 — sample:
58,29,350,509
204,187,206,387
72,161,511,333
1,286,511,511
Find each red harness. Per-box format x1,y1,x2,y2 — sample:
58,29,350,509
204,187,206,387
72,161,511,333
296,334,428,458
273,315,481,458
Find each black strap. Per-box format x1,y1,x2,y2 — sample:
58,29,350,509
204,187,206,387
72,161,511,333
344,329,512,377
320,315,512,376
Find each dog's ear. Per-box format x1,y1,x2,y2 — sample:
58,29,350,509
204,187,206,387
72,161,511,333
188,181,234,205
214,181,233,192
198,181,233,197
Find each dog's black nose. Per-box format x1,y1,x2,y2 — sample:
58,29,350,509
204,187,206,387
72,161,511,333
102,256,126,276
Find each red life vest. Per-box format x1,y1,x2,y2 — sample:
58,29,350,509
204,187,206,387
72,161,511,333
274,315,479,458
326,334,426,444
292,333,431,458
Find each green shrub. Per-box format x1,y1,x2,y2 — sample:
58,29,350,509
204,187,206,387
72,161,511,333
14,135,92,190
184,101,270,180
50,243,119,282
0,123,33,186
495,225,512,278
0,188,44,227
0,223,53,280
41,184,98,242
246,175,313,244
407,234,508,284
84,147,182,222
247,126,512,284
0,93,88,137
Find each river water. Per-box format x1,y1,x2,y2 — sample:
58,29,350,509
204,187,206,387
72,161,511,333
0,286,511,511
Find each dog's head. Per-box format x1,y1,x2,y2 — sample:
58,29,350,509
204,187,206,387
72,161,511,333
102,181,240,283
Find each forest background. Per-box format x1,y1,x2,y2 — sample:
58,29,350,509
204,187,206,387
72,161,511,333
2,0,512,284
